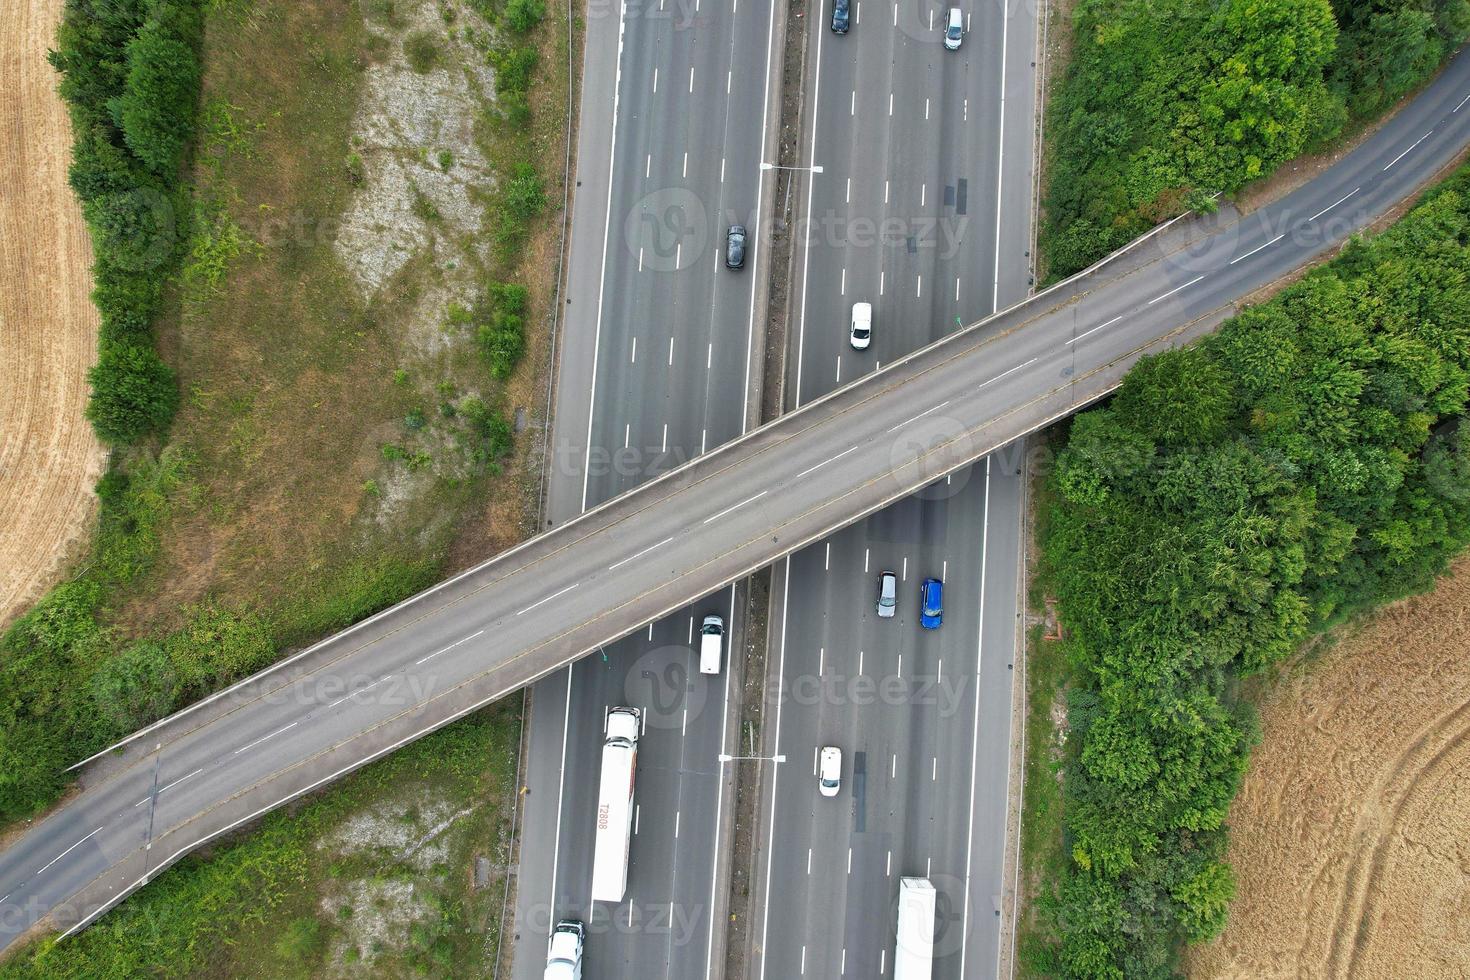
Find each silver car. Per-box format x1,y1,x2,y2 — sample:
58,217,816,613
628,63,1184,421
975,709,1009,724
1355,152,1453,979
877,570,897,618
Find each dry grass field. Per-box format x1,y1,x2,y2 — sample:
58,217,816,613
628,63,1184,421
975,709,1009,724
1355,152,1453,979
0,0,107,627
1190,557,1470,980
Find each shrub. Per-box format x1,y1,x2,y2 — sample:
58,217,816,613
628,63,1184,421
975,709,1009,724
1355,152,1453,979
404,31,440,73
110,11,203,176
504,0,546,32
86,338,179,444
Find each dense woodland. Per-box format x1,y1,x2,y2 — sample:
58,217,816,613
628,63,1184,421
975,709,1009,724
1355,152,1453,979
1044,0,1470,277
1031,168,1470,976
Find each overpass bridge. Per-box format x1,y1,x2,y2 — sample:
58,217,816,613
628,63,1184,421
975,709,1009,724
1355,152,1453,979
2,47,1468,951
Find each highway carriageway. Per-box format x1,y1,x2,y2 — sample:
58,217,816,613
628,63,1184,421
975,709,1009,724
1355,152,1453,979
3,50,1468,950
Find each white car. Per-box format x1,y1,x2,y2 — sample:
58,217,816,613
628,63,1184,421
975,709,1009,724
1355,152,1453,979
818,746,842,797
850,302,872,350
544,919,584,980
944,7,963,49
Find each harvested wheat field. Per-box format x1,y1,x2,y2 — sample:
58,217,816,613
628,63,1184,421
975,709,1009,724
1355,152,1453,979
0,0,106,626
1190,557,1470,980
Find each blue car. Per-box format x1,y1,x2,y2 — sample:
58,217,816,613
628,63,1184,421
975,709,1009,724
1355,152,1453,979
920,578,943,629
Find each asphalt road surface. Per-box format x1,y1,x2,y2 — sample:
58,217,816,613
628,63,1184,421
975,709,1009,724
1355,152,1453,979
1,45,1466,957
511,0,779,974
756,0,1038,975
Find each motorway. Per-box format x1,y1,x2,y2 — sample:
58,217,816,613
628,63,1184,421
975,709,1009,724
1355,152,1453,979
756,0,1038,975
0,43,1466,959
511,0,779,972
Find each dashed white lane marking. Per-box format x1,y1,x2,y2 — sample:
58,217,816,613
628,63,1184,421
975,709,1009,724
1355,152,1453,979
807,848,813,874
1310,187,1360,221
846,177,851,203
916,274,922,298
880,269,885,295
689,66,695,92
825,542,831,570
841,267,846,295
1146,275,1205,305
675,810,681,838
886,850,892,875
1229,233,1285,265
35,827,103,877
889,92,894,116
851,90,856,116
609,536,673,571
818,646,825,674
132,767,204,807
516,582,578,616
653,67,659,92
847,847,853,874
624,423,630,449
727,70,732,94
888,400,951,432
721,157,726,182
842,948,847,975
702,490,769,524
793,444,858,480
635,804,641,834
835,354,842,383
801,945,807,974
668,336,675,365
682,152,688,178
858,649,865,674
1383,131,1433,171
892,1,897,23
1067,314,1123,346
234,721,298,755
661,423,668,453
955,277,960,302
638,247,644,272
645,154,651,178
884,179,890,204
415,630,484,666
891,753,896,778
707,342,713,369
1455,91,1470,112
701,429,708,453
921,183,926,207
631,337,637,362
925,97,930,120
932,757,938,780
864,548,869,573
901,556,907,580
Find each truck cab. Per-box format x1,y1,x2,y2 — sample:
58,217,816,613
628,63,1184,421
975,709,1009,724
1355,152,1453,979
544,918,585,980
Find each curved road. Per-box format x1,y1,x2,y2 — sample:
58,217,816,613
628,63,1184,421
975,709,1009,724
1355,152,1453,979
1,46,1467,954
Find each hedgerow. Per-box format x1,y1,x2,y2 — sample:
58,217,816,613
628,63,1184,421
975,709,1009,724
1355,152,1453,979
49,0,206,444
1032,166,1470,976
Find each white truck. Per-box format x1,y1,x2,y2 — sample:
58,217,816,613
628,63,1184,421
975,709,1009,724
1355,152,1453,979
894,876,936,980
543,919,585,980
591,705,641,904
699,613,725,674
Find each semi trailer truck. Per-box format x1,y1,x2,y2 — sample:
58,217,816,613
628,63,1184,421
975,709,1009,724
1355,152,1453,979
590,705,641,904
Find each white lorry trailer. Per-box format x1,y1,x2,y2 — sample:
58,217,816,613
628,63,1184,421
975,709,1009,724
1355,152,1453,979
894,876,936,980
591,705,641,904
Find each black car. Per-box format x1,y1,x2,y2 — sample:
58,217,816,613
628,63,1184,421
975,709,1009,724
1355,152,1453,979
831,0,849,33
725,224,747,269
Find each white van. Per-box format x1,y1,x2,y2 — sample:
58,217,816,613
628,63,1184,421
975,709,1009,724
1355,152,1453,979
699,614,725,674
850,301,872,349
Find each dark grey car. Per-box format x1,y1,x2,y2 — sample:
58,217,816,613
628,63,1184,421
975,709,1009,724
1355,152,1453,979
725,224,747,269
831,0,849,33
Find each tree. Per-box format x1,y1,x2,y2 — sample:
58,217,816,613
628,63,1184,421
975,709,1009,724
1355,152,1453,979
86,339,179,444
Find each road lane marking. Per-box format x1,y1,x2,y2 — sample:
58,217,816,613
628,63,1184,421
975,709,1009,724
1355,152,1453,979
793,444,858,480
835,354,842,383
35,827,103,876
879,269,885,295
689,66,695,92
701,429,707,453
415,630,485,666
824,542,831,570
1229,233,1285,265
888,400,951,432
942,559,947,580
886,850,892,875
955,276,960,302
851,90,855,116
925,97,930,120
635,804,641,834
515,582,578,616
1456,91,1470,112
892,0,896,23
132,766,206,807
1146,275,1205,305
846,177,851,203
897,653,903,679
624,423,630,448
921,183,926,207
653,67,658,92
668,336,675,365
609,537,674,571
807,848,812,874
801,946,807,974
977,356,1039,390
631,337,637,362
932,757,937,780
916,274,922,298
675,810,681,838
859,649,864,674
891,754,896,778
841,267,846,295
1383,131,1432,171
662,422,668,453
1310,187,1360,220
702,490,768,525
959,458,991,978
842,949,847,974
885,179,889,204
847,847,853,874
889,91,894,116
682,152,688,178
645,154,650,178
1067,314,1123,346
721,157,726,182
819,646,825,674
727,70,732,94
864,548,869,572
234,721,298,755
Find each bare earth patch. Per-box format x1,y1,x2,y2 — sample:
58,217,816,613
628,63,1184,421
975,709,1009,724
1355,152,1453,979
1188,557,1470,980
0,0,108,627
